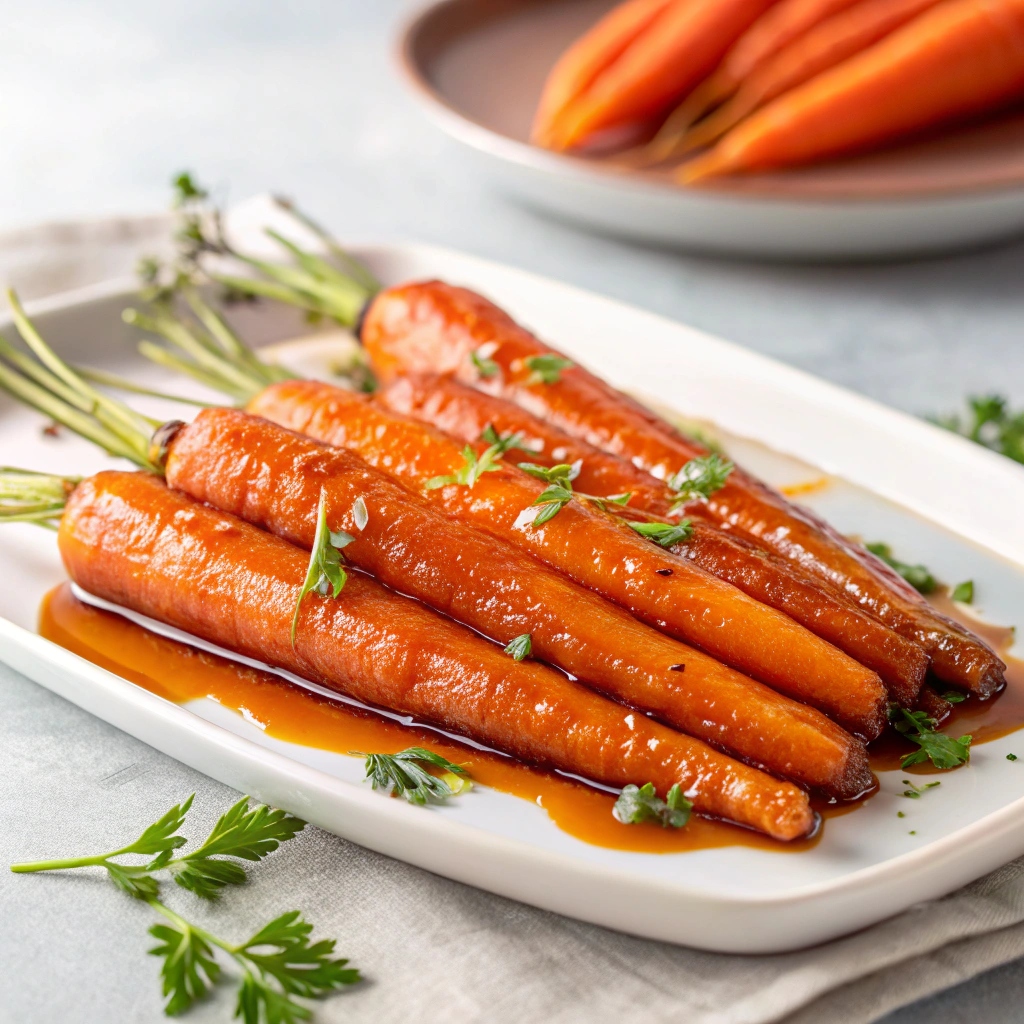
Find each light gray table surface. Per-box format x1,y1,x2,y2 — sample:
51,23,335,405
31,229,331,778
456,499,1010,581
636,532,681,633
2,2,1024,1022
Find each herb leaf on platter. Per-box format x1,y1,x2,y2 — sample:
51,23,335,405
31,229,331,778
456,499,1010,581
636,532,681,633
524,354,574,386
888,705,972,770
504,633,533,661
613,783,692,829
355,747,472,806
628,520,693,548
667,454,733,510
865,543,938,595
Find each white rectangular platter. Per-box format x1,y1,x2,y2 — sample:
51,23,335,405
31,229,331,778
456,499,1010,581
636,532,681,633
3,241,1024,954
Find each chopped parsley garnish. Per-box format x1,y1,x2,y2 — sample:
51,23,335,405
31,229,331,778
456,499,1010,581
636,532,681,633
865,542,938,595
355,747,471,805
425,432,523,490
666,454,733,510
901,779,941,799
628,520,694,549
291,489,354,644
504,633,533,661
941,691,967,704
1008,753,1019,762
470,344,500,379
951,580,974,604
613,782,691,829
889,705,972,770
524,354,574,386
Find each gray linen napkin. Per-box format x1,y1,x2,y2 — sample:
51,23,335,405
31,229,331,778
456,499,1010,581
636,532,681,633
3,212,1024,1024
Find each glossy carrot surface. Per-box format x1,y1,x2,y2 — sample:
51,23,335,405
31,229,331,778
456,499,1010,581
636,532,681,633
359,280,1005,696
58,471,814,839
248,380,889,736
166,408,872,794
380,374,929,706
681,0,1024,179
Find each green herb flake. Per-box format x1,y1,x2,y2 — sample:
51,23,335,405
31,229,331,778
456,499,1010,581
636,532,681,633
613,782,692,829
866,543,938,595
291,488,353,644
504,633,533,661
628,519,694,549
524,354,574,386
1009,753,1019,762
902,780,941,799
889,705,972,770
470,345,500,379
667,454,734,510
941,691,967,705
897,811,905,818
355,747,471,806
952,580,974,604
425,435,522,491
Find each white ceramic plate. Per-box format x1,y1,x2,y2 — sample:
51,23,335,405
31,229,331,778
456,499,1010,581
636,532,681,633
396,0,1024,260
4,244,1024,954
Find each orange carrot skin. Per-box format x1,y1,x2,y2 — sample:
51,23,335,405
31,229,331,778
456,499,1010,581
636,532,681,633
684,0,1024,178
248,379,888,737
532,0,678,146
379,373,928,705
359,280,1005,696
681,0,949,151
59,471,814,840
166,408,872,795
550,0,779,150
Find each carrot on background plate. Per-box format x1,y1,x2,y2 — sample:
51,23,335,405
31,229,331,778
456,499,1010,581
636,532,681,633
669,0,950,157
642,0,863,159
680,0,1024,180
536,0,779,152
531,0,677,148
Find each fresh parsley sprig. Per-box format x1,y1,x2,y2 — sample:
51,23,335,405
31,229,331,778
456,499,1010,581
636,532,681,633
291,489,355,644
149,903,359,1020
11,793,355,1022
934,394,1024,465
356,747,472,806
865,543,937,595
424,433,524,491
613,783,692,829
888,705,972,770
666,454,733,510
516,461,632,526
523,354,574,386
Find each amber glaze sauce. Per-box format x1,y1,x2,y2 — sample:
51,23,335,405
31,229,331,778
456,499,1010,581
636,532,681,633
41,583,829,854
40,583,1023,850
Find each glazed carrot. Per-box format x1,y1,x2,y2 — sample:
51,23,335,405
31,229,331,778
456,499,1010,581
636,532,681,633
543,0,779,151
247,379,888,736
379,374,929,705
166,408,872,792
681,0,1024,179
532,0,678,147
59,471,815,840
358,279,1005,696
675,0,950,155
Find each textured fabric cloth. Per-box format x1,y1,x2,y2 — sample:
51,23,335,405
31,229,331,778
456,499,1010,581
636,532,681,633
4,214,1024,1024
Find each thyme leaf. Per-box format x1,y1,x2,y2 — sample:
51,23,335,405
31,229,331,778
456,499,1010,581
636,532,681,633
613,783,692,829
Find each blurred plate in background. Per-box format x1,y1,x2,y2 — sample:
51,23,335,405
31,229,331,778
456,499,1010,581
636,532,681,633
398,0,1024,261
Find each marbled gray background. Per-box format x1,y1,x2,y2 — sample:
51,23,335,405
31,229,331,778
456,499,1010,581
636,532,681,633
2,2,1023,1021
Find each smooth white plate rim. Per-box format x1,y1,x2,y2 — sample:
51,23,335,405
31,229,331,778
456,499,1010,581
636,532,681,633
3,235,1024,952
395,0,1024,259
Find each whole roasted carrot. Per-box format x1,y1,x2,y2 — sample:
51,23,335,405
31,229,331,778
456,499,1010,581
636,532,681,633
541,0,780,151
248,379,889,736
358,279,1005,696
166,407,873,793
58,471,815,840
532,0,678,147
0,286,873,792
379,373,929,705
675,0,950,155
681,0,1024,179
